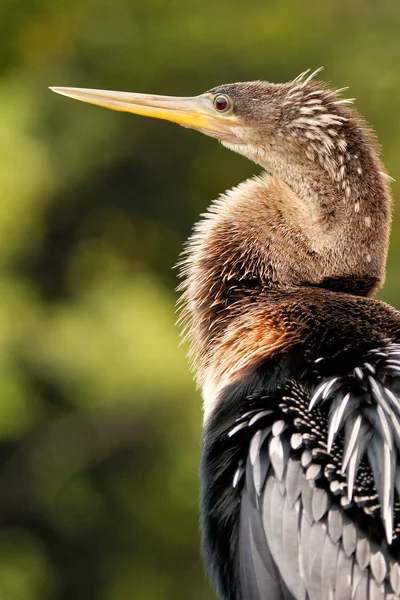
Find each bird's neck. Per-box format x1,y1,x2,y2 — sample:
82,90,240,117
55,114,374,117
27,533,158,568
179,163,391,398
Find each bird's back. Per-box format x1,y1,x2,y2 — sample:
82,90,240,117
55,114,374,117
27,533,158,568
201,289,400,600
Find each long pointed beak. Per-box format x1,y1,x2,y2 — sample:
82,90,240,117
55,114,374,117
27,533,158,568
50,87,239,139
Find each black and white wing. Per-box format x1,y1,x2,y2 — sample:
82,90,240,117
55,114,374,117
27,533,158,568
229,344,400,600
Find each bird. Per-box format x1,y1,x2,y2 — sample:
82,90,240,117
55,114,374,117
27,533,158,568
51,68,400,599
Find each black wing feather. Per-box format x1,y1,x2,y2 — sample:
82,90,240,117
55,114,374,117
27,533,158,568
239,457,294,600
201,343,400,599
233,344,400,599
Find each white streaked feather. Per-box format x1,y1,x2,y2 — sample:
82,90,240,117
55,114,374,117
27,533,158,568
363,362,375,374
369,375,385,402
384,359,400,368
376,404,393,450
346,446,360,501
331,98,356,105
384,386,400,412
308,377,338,411
341,414,362,473
302,66,324,86
354,367,364,380
327,392,351,452
322,377,339,400
308,382,326,411
233,465,245,488
379,170,396,182
292,69,311,83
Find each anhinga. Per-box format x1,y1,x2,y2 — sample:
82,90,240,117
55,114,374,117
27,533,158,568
52,69,400,599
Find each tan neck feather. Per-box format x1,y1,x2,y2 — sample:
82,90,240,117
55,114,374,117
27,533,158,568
178,169,390,395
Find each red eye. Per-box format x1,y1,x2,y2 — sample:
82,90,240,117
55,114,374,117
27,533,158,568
214,94,232,113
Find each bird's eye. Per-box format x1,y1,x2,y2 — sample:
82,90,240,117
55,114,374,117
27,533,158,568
213,94,232,113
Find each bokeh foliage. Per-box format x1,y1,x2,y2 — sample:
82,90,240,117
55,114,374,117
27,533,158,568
0,0,400,598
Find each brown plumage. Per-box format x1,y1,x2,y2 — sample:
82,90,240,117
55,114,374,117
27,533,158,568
177,71,393,417
52,69,400,599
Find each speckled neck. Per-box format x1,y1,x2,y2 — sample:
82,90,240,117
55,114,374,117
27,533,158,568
178,76,393,418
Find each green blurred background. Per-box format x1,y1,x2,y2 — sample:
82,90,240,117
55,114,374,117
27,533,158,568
0,0,400,598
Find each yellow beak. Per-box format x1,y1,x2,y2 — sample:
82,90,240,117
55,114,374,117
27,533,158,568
50,86,239,140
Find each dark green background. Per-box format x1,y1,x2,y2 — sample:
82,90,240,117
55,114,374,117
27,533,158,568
0,0,399,598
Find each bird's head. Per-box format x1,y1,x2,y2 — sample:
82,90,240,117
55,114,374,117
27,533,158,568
50,69,357,172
